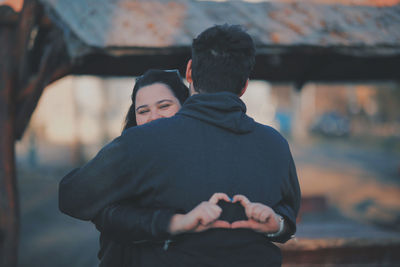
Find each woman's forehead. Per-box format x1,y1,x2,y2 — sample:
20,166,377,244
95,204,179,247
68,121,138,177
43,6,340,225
135,83,177,105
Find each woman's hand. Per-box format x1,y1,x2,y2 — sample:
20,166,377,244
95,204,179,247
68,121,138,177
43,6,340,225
230,194,281,234
168,193,231,235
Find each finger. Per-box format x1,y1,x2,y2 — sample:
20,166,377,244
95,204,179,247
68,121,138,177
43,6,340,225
245,203,256,219
209,193,231,204
184,203,222,231
230,220,253,229
198,212,213,226
193,224,208,233
232,195,251,208
203,203,222,218
208,203,222,214
260,210,273,223
251,205,264,221
193,205,211,224
200,206,220,225
232,194,250,204
207,206,221,221
232,219,269,233
193,220,230,233
205,206,218,221
210,220,231,229
188,202,207,219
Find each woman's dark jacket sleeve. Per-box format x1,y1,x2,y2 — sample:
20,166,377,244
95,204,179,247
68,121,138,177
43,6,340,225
270,153,301,243
92,201,176,244
59,132,149,220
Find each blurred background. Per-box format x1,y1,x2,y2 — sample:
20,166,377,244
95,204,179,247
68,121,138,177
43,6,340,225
1,0,400,266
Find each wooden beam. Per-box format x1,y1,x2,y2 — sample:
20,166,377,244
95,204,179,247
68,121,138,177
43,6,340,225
14,0,42,92
14,28,71,140
12,0,71,140
0,22,18,267
69,50,400,83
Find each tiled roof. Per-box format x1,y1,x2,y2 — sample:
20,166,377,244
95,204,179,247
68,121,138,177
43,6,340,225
36,0,400,58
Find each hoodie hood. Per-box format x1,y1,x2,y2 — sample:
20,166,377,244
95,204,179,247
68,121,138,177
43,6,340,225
177,92,255,134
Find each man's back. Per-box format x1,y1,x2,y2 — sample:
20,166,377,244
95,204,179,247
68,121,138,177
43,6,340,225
119,92,299,266
139,95,292,211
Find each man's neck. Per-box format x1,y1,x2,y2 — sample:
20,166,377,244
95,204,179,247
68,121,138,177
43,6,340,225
189,83,199,96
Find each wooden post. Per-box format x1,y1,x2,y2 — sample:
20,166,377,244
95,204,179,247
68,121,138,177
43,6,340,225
0,17,19,267
0,2,69,266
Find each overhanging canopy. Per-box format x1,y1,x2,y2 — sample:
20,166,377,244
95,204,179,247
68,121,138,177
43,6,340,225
37,0,400,82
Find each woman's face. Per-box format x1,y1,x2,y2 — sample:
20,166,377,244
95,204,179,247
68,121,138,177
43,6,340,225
135,83,182,126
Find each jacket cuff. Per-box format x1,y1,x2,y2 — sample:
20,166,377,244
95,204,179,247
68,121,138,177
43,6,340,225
151,209,177,240
269,204,297,243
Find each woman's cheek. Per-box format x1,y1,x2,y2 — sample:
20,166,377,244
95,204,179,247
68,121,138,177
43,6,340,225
158,106,178,118
167,105,180,117
136,115,148,126
161,110,175,118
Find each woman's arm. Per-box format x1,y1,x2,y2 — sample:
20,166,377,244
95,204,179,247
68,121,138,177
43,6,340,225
59,129,153,221
92,201,176,244
92,193,232,244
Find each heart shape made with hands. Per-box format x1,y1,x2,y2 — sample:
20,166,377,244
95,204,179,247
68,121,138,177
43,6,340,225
206,193,280,233
217,198,247,223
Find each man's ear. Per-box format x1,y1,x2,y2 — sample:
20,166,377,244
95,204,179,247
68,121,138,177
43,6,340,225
238,79,249,97
186,59,193,84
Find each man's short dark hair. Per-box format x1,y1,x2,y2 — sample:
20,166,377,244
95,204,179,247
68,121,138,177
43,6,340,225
191,24,255,94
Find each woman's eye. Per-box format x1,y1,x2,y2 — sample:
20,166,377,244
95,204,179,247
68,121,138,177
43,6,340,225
160,104,171,109
138,110,149,114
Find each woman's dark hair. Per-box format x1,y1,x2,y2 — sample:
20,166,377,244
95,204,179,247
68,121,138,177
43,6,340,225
123,69,189,131
191,24,255,94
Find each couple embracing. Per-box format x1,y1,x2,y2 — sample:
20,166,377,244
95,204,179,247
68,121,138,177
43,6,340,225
59,24,301,267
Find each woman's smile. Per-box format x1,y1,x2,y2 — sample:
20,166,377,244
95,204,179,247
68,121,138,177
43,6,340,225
135,82,182,125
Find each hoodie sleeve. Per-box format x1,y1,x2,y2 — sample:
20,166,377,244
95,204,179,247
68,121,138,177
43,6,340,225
92,201,176,244
59,131,150,220
270,153,301,243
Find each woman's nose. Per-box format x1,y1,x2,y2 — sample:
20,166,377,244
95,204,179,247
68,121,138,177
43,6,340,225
148,111,162,122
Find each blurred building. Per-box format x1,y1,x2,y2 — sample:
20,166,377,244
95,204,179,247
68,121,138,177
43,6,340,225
15,75,400,167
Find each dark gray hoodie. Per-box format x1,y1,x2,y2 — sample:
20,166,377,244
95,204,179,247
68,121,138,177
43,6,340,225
59,92,301,267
